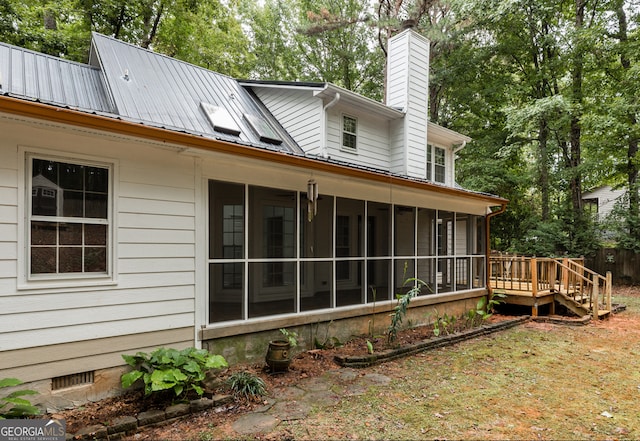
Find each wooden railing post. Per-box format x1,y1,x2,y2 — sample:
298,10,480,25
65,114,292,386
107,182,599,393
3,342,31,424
592,273,599,318
606,271,612,313
562,257,569,294
531,258,538,296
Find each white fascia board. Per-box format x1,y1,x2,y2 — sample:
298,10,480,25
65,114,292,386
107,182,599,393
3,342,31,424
314,84,404,120
428,121,472,148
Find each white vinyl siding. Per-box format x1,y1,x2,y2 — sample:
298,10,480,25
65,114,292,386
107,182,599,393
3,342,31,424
1,116,195,356
582,186,626,222
385,29,430,179
252,88,322,154
325,108,390,169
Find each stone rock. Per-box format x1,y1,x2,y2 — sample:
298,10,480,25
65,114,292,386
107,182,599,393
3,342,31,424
137,409,166,426
107,415,138,434
165,403,191,419
74,424,108,440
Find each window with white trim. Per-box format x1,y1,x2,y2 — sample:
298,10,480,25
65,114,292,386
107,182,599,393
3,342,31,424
28,156,110,278
342,115,357,150
427,144,446,184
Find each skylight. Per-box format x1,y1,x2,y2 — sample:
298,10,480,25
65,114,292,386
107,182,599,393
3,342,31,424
244,113,283,145
200,102,241,136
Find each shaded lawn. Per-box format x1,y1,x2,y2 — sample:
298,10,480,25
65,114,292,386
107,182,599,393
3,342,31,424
271,287,640,440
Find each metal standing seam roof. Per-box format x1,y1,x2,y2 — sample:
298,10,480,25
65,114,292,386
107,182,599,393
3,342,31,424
0,42,114,113
88,33,301,154
0,35,504,204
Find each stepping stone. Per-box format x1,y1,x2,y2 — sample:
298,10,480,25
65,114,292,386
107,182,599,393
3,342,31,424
232,413,280,434
268,400,312,421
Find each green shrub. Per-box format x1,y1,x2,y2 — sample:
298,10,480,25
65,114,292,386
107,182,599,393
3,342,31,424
0,378,40,419
121,347,227,398
226,371,267,400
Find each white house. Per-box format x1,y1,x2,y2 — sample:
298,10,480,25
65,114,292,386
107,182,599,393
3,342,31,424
0,29,506,408
582,185,626,222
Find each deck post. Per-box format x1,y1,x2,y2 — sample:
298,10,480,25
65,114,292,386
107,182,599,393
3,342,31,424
531,258,538,296
562,257,569,294
592,273,599,319
531,258,538,317
606,271,612,313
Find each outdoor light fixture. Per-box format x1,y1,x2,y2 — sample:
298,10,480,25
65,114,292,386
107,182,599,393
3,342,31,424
307,179,318,222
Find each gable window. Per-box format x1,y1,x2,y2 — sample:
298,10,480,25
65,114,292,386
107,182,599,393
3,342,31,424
342,115,357,151
427,144,446,184
28,156,110,278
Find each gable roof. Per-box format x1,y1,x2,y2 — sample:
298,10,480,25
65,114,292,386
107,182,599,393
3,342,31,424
88,33,301,153
0,34,506,207
0,33,301,154
241,80,471,147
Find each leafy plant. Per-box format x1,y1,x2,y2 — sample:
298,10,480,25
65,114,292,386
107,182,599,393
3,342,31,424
0,378,40,419
279,328,299,348
366,340,374,354
121,347,227,398
433,310,456,336
468,291,507,326
387,270,429,344
226,371,267,401
313,321,343,349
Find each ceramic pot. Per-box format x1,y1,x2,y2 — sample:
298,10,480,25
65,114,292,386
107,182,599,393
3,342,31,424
265,339,291,372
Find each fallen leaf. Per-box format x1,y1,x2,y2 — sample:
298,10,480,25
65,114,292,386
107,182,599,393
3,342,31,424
601,411,613,418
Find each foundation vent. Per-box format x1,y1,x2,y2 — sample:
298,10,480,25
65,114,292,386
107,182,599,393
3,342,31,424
51,371,94,390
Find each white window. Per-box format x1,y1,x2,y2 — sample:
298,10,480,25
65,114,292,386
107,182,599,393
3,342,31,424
427,144,446,184
27,155,112,279
342,115,357,151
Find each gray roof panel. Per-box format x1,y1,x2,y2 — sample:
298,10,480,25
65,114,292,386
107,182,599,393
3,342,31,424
90,33,301,153
0,42,114,113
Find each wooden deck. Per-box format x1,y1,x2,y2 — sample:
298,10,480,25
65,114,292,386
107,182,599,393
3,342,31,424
489,256,612,319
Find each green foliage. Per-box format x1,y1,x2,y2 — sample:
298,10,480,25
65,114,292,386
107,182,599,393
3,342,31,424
432,310,456,337
604,188,640,252
387,272,428,345
366,339,374,354
121,347,227,398
0,378,40,419
279,328,299,348
313,321,343,349
225,371,267,401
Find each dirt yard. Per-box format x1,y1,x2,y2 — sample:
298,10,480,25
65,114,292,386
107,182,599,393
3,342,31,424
55,286,640,440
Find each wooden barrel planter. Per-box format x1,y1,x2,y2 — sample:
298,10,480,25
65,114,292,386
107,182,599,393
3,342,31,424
265,339,292,372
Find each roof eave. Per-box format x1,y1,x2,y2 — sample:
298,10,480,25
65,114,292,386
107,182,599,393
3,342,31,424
0,95,507,206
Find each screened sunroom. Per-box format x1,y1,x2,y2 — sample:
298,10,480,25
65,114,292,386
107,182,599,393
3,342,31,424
208,180,487,324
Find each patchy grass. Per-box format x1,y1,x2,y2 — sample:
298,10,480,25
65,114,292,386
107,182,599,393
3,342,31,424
272,287,640,440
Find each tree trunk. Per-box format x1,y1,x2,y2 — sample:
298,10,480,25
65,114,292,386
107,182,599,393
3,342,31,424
113,4,126,39
616,3,640,240
569,0,586,216
539,119,550,220
141,2,164,49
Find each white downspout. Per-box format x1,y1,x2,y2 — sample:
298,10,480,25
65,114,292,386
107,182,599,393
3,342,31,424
451,140,467,187
320,92,340,158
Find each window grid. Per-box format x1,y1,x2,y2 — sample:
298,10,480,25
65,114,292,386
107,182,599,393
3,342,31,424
342,115,357,150
28,156,110,278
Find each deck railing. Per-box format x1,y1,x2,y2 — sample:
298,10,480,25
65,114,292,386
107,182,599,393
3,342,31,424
490,254,612,316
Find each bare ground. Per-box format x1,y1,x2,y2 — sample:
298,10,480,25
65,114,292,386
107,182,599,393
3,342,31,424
55,285,640,440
